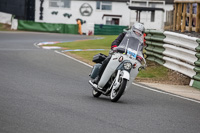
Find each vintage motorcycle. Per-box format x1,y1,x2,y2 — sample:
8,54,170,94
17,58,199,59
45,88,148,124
89,31,146,102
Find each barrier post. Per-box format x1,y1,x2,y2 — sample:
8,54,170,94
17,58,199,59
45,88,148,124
176,3,182,30
195,3,200,32
181,3,187,32
189,3,193,32
173,3,178,31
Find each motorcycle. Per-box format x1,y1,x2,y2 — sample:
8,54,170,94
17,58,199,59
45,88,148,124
89,31,146,102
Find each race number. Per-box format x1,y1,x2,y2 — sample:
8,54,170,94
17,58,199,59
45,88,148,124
127,48,137,58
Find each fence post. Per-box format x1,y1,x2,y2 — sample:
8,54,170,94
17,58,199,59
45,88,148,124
195,3,200,32
176,3,182,30
173,3,178,31
189,3,193,32
181,3,187,32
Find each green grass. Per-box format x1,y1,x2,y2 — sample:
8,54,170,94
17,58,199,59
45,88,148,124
45,35,168,79
70,50,110,61
137,63,168,79
46,35,117,50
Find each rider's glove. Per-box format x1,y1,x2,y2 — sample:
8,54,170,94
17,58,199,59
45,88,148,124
136,56,143,63
111,45,117,50
110,45,118,54
112,47,118,52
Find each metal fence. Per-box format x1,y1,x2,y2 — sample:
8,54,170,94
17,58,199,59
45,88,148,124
18,20,78,34
94,24,128,35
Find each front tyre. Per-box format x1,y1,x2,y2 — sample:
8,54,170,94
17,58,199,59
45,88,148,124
92,87,101,98
110,79,127,102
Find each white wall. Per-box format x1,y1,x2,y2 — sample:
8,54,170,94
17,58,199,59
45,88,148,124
0,12,12,25
35,0,130,26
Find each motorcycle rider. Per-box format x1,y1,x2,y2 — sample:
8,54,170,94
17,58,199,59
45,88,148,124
92,22,145,85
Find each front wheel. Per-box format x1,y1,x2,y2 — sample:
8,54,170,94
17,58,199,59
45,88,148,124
110,79,127,102
92,87,101,98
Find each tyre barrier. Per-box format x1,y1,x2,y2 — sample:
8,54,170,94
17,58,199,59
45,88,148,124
145,30,200,89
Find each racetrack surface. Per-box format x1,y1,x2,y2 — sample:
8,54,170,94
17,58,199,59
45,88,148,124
0,31,200,133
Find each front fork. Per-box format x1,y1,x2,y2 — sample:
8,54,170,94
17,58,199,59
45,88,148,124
111,70,130,91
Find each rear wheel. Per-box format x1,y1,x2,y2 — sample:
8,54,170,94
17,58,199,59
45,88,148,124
110,79,127,102
92,88,101,98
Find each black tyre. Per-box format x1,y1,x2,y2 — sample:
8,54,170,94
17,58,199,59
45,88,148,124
110,79,127,102
92,87,101,98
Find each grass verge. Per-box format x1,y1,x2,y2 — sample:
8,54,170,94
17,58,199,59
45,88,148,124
48,35,117,50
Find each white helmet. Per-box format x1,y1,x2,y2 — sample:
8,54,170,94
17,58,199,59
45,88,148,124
131,22,145,35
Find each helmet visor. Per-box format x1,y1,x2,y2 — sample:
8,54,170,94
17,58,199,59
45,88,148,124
133,29,142,36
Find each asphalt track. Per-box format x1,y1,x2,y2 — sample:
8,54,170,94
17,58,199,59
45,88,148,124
0,31,200,133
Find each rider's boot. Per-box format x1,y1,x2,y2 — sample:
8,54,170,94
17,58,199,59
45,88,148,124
92,76,100,84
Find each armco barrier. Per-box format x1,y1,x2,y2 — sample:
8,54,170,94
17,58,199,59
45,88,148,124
163,44,197,65
17,20,78,34
164,31,200,51
163,56,196,78
145,30,200,89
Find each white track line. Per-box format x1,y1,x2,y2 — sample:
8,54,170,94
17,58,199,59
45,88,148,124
55,50,93,68
34,43,40,48
35,45,200,104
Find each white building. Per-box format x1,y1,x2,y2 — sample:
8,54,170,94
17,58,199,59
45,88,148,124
35,0,173,28
34,0,132,34
35,0,130,25
0,0,174,32
128,0,174,30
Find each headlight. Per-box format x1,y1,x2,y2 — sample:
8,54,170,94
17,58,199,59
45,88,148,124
124,62,132,70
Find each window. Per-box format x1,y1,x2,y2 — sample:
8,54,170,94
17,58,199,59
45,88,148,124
49,0,71,8
151,11,155,22
106,18,119,25
149,3,156,8
96,1,112,10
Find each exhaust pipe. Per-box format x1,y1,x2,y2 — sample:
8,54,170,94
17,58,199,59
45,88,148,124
89,80,98,89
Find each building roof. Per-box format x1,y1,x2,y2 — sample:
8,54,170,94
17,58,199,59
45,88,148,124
129,6,165,11
72,0,129,2
73,0,174,4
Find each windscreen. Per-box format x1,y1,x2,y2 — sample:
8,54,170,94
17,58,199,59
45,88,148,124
118,37,141,51
118,32,144,58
